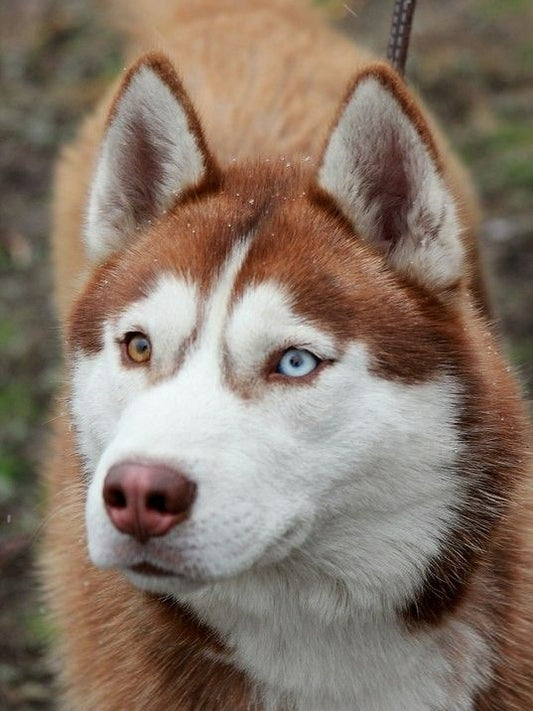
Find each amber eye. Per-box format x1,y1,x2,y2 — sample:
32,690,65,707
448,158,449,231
123,332,151,364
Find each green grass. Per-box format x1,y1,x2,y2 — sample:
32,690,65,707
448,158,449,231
477,0,532,20
0,382,38,434
23,610,56,648
0,317,18,348
459,117,533,204
510,339,533,371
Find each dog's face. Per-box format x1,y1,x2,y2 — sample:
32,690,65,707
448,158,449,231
69,55,467,609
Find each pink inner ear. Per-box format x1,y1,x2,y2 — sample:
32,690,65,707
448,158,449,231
85,55,221,263
316,68,463,291
113,116,167,229
363,131,411,247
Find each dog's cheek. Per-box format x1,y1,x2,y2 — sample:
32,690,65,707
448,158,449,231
69,341,147,472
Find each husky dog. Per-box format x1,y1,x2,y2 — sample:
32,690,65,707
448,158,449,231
43,1,532,709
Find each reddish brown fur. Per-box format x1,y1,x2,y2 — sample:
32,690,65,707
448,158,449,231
43,1,531,709
51,2,486,325
43,415,260,711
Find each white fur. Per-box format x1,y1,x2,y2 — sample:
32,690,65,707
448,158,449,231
71,258,490,709
226,281,338,382
85,65,207,262
115,275,198,374
318,77,463,291
71,275,198,471
190,582,490,711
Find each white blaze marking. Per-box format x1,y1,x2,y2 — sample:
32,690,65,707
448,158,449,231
198,238,253,357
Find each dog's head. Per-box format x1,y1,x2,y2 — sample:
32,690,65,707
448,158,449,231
68,53,485,615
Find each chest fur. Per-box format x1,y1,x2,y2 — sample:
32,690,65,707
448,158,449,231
187,585,490,711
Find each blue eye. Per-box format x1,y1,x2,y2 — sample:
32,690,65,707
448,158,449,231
276,348,321,378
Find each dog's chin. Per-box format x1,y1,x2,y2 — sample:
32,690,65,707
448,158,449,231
108,513,314,597
120,525,310,596
122,564,209,595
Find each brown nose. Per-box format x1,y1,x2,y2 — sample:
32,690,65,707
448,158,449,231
103,462,196,543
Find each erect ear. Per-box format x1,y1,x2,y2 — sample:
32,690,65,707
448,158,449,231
85,53,219,262
317,63,463,292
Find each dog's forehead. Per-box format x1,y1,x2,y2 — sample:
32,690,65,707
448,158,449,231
68,160,454,386
68,163,353,347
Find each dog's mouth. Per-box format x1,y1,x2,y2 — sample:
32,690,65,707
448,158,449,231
124,560,209,594
128,562,177,577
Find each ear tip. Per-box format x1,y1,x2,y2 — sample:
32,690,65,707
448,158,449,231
356,61,405,81
348,62,409,100
344,62,441,170
131,51,177,78
107,51,190,131
121,51,182,94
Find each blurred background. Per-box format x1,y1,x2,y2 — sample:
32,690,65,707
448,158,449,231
0,0,531,708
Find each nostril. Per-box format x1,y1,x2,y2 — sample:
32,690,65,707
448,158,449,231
145,480,197,515
146,492,166,513
155,480,196,515
104,486,127,509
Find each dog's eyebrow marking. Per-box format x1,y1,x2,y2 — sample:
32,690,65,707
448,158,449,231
195,237,254,370
114,275,198,341
225,280,338,384
112,274,199,375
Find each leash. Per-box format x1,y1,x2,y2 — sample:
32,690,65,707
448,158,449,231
386,0,418,76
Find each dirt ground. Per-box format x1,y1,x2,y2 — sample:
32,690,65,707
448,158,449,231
0,1,531,708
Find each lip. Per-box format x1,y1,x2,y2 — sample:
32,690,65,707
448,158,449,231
128,562,177,577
